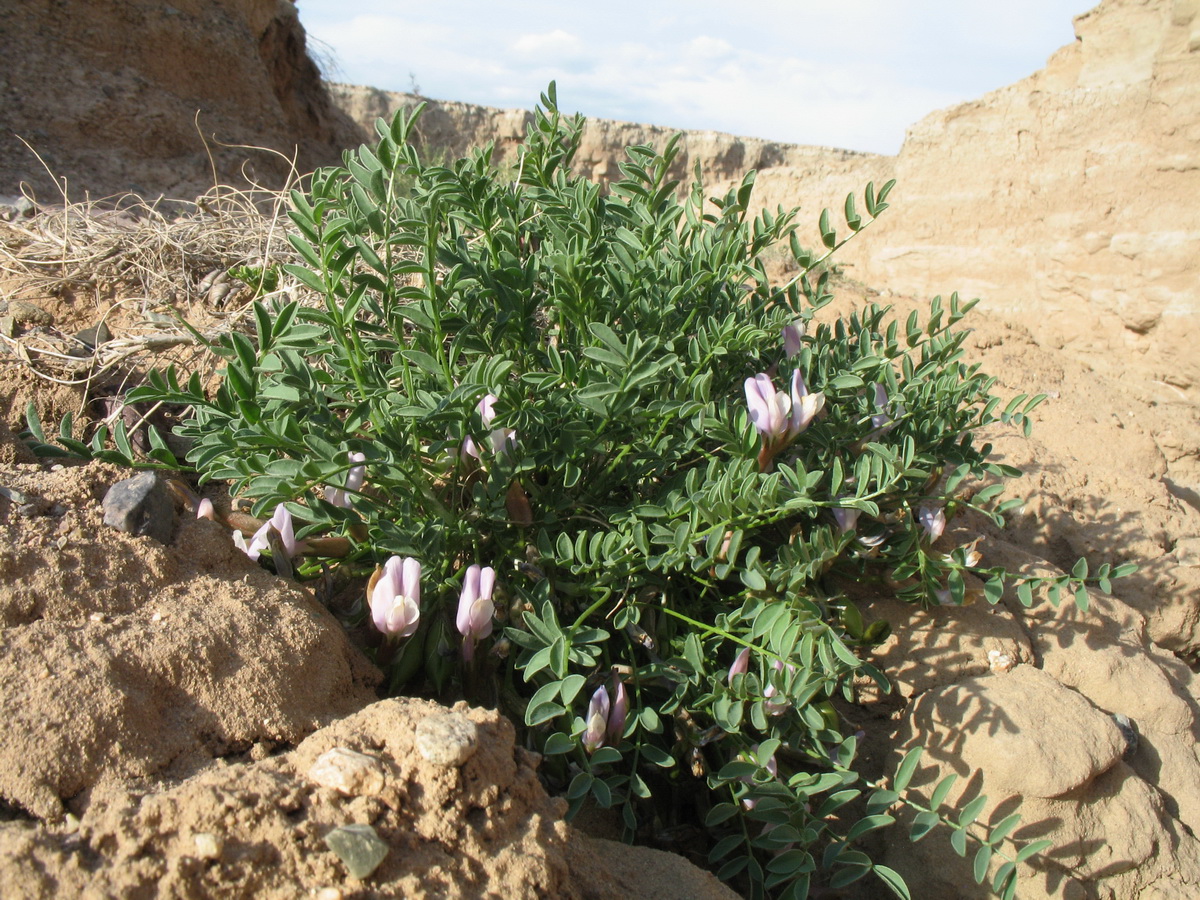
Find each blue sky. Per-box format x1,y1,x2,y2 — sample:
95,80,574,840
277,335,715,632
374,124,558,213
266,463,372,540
296,1,1091,155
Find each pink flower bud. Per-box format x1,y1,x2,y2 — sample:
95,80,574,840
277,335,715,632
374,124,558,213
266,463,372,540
606,677,628,745
195,498,215,521
235,504,300,561
782,321,805,358
582,686,610,754
456,564,496,662
728,647,751,685
832,506,860,534
326,452,367,508
370,556,421,639
763,660,796,716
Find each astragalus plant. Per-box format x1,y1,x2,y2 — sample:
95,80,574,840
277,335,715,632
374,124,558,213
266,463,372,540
58,85,1130,899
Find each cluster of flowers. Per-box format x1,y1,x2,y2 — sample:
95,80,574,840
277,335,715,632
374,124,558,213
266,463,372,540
368,557,497,660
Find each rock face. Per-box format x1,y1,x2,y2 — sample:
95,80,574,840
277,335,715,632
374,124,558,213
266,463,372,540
330,83,888,193
0,0,361,199
744,0,1200,397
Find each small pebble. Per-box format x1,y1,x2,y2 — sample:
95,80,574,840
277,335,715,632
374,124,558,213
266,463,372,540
102,472,177,544
307,747,386,796
324,824,388,879
987,649,1015,673
193,832,223,860
313,888,344,900
415,712,479,767
5,300,54,326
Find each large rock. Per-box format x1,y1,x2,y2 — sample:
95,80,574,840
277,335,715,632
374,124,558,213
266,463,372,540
0,0,362,198
0,461,380,819
743,0,1200,398
0,698,738,900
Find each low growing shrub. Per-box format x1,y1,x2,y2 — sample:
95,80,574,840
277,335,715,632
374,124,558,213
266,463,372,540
29,85,1132,899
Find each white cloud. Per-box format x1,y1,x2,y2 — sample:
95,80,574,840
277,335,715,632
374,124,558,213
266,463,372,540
511,29,583,57
298,0,1090,155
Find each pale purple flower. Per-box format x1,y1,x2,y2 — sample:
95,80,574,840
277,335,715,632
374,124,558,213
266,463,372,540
869,383,906,436
728,647,751,685
607,677,628,745
456,564,496,662
235,504,299,561
582,686,610,754
370,556,421,639
745,373,791,439
787,370,825,438
782,320,805,357
745,371,824,443
195,498,215,521
919,504,946,542
326,452,367,508
461,393,516,461
832,506,861,534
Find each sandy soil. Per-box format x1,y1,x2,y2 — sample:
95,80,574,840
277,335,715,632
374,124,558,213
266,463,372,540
0,228,1197,899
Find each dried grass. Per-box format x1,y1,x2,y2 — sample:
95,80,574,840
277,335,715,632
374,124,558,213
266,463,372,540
0,172,324,436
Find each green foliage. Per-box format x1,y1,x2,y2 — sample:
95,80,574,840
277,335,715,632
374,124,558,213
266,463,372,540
26,84,1136,898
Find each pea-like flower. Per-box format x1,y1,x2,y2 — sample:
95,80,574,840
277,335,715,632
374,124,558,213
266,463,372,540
456,564,496,662
745,371,826,471
234,504,300,561
462,393,517,461
582,686,610,754
787,370,824,437
728,647,751,685
869,383,906,436
607,677,628,745
832,506,861,534
745,373,791,439
919,504,946,542
782,320,805,358
195,498,216,521
326,452,367,509
370,556,421,639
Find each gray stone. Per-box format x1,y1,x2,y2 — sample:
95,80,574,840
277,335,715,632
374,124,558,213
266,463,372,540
70,322,112,356
102,472,176,544
324,824,388,879
415,712,478,767
4,301,53,327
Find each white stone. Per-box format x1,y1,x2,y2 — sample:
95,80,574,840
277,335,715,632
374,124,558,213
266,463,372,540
307,747,387,796
415,712,479,767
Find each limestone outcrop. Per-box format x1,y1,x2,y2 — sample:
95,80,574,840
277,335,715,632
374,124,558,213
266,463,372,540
330,83,888,193
742,0,1200,399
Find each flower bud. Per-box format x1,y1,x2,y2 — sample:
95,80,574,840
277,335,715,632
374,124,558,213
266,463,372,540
606,677,628,745
582,686,610,754
456,564,496,662
728,647,751,685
